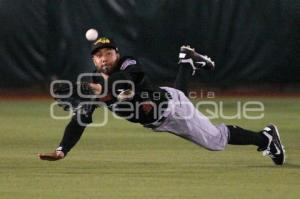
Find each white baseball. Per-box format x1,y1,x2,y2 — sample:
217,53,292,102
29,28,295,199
85,28,98,41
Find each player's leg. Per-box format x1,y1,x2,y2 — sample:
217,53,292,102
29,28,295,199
174,63,193,96
156,87,229,151
174,45,215,95
169,45,285,165
174,45,272,149
228,124,285,165
227,125,268,147
156,87,285,165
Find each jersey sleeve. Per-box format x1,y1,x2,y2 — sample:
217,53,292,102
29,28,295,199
107,58,144,94
57,105,97,155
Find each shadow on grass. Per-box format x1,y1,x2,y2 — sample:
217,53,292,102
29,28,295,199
247,162,300,169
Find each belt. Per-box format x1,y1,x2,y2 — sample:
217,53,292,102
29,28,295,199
143,90,172,129
141,88,173,129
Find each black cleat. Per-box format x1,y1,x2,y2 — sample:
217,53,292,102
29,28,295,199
258,124,286,165
178,45,215,75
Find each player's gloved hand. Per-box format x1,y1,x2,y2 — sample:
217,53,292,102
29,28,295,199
38,150,65,161
53,81,93,98
53,82,71,95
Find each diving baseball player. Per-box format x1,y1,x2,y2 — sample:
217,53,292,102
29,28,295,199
39,37,285,165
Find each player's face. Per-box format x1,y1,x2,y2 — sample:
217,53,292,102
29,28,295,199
92,48,120,75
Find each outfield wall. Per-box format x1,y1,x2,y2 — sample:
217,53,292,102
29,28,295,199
0,0,299,88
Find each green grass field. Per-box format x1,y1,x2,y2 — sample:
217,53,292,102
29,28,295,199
0,97,299,199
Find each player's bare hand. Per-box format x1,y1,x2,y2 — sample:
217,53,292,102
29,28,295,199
89,83,102,95
38,151,65,161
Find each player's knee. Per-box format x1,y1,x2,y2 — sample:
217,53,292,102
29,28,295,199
205,146,225,151
200,140,226,151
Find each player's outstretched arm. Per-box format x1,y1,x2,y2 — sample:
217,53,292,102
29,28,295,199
38,105,96,161
39,74,103,161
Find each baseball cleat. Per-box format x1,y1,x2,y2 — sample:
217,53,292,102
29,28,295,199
257,124,286,165
178,45,215,75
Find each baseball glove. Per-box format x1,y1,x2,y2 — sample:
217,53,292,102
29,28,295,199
53,81,94,111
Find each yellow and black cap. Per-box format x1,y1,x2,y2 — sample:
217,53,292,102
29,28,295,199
91,37,119,55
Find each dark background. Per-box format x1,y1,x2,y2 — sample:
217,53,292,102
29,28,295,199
0,0,299,90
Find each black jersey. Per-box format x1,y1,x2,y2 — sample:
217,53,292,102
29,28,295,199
95,56,170,124
58,56,170,155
